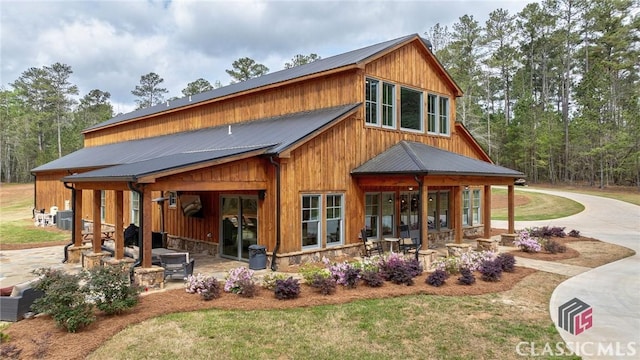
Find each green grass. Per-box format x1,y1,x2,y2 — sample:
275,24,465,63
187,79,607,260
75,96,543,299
544,186,640,206
0,221,68,244
88,294,574,360
491,188,585,221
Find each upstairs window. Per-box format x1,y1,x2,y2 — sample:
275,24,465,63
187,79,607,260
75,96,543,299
366,78,395,128
400,87,423,132
427,93,450,135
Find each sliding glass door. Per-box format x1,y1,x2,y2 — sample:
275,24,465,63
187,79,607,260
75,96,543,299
221,196,258,260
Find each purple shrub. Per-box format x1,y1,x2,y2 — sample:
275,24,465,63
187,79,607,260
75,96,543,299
496,253,516,272
378,253,423,286
457,268,476,285
426,269,448,287
310,274,337,295
274,277,300,300
568,229,580,238
360,270,384,288
479,259,503,282
544,240,567,254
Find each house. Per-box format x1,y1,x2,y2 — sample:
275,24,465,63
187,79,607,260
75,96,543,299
31,34,522,284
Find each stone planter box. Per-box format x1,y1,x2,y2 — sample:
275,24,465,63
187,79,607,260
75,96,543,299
476,238,498,252
500,233,518,246
445,243,471,257
408,249,438,270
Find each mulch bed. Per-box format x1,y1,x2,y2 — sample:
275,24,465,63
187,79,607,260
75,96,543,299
506,236,598,261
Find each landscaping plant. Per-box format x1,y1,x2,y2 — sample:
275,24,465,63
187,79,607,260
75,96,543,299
224,267,255,294
479,259,503,282
261,272,288,290
457,268,476,285
544,239,567,254
237,278,259,298
434,250,495,274
513,230,542,253
274,277,300,300
85,265,140,315
496,253,516,272
529,226,566,238
185,273,221,300
378,253,422,286
310,274,337,295
426,269,448,287
323,258,361,288
359,269,384,287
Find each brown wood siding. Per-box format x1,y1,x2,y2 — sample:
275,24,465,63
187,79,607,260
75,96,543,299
34,171,73,212
84,72,362,147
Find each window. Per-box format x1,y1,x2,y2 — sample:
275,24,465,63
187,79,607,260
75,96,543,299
326,194,343,246
439,192,449,228
400,191,420,229
427,94,450,135
131,192,140,226
400,87,422,131
168,191,177,208
365,192,395,238
462,190,470,226
365,78,379,125
428,191,449,230
366,78,396,128
301,195,321,248
100,190,106,222
472,189,481,224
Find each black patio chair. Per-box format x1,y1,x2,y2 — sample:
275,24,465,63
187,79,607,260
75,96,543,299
398,224,419,254
360,228,383,257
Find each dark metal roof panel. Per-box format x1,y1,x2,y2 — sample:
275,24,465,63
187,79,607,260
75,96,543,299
85,34,417,131
33,103,360,174
352,141,523,177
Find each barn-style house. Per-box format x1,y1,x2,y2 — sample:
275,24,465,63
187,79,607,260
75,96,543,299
32,34,522,284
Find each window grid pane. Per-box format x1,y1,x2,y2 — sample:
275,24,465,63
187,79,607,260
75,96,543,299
382,83,395,127
365,78,379,125
326,194,343,245
302,195,321,248
439,97,449,134
400,87,422,131
427,94,437,133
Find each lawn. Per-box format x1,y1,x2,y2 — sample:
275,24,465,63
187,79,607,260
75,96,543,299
491,188,585,221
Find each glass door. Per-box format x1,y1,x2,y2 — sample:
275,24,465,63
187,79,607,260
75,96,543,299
221,196,258,260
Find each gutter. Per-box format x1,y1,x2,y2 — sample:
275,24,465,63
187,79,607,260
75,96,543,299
62,181,75,263
268,156,281,271
127,182,144,275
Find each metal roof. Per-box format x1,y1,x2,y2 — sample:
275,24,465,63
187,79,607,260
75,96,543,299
33,103,360,181
85,34,428,131
352,141,523,177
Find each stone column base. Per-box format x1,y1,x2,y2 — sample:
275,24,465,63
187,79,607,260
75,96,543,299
500,233,518,246
408,249,438,270
83,251,109,269
103,257,136,269
445,243,471,257
476,238,498,252
67,244,92,264
133,266,165,290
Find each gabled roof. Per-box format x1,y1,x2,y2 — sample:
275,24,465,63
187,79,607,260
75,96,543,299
86,34,460,132
32,104,360,182
352,141,523,177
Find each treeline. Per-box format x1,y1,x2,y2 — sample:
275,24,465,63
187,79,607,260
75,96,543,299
428,0,639,187
1,0,638,186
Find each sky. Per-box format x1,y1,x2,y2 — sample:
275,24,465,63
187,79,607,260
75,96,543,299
1,0,535,115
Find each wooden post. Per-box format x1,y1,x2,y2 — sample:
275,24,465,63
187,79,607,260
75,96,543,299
420,182,429,249
92,190,102,253
73,189,83,247
454,186,462,244
508,184,515,234
483,185,492,238
115,190,124,260
142,186,153,268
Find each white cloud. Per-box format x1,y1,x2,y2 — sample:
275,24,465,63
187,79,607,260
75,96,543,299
1,0,535,111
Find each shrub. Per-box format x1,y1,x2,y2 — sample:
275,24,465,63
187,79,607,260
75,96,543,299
31,268,95,333
544,239,567,254
185,273,220,297
378,253,422,286
261,272,288,290
274,277,300,300
529,226,566,238
479,259,503,282
457,268,476,285
85,265,140,315
324,259,361,288
513,230,541,253
224,267,255,294
568,229,581,238
237,278,259,298
360,269,384,287
310,274,337,295
434,250,496,274
299,264,329,284
496,253,516,273
0,343,21,359
426,269,448,287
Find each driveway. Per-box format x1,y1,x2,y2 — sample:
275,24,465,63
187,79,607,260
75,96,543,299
493,187,640,359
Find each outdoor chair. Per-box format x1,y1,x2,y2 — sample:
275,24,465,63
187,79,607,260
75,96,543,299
0,280,44,322
159,253,195,280
398,225,419,254
360,228,383,257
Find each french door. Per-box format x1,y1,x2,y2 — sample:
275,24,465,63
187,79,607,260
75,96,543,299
220,196,258,260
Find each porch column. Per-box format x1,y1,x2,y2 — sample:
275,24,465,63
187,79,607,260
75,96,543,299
420,182,429,249
141,186,153,268
507,184,515,234
114,190,124,260
73,189,83,247
453,186,463,244
483,185,492,238
92,189,102,253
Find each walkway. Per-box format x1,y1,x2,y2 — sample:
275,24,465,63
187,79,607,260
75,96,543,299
494,187,640,359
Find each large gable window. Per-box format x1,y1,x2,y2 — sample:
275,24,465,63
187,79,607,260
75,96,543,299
365,78,396,129
427,93,450,135
400,87,423,132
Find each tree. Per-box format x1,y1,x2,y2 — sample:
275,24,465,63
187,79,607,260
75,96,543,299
424,23,451,53
284,54,321,69
68,90,113,151
45,63,78,158
225,57,269,83
131,72,168,110
181,78,214,96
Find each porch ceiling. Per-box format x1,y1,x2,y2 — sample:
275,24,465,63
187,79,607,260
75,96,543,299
351,141,524,178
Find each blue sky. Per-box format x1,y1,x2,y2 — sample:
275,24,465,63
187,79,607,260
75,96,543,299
1,0,534,114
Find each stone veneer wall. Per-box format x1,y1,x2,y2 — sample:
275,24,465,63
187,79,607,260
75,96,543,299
267,244,363,267
166,235,218,257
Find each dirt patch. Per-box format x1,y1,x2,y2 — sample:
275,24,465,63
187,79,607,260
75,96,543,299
0,183,34,223
2,267,535,360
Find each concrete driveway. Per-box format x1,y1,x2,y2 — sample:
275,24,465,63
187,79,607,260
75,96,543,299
493,187,640,359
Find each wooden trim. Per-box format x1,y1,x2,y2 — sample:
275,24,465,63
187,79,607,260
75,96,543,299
115,191,124,260
483,185,492,238
92,190,102,253
147,180,267,192
508,185,515,234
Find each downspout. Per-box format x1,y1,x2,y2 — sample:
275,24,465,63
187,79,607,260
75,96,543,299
127,182,144,273
62,181,75,263
414,175,423,256
269,156,281,271
31,172,37,218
